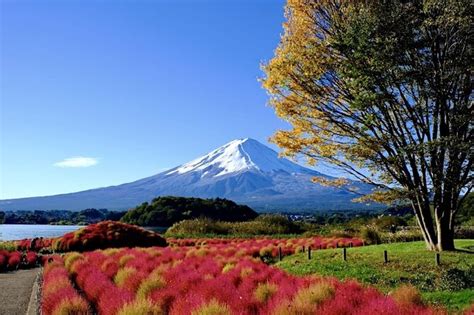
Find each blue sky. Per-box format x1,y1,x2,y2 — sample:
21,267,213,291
0,0,303,199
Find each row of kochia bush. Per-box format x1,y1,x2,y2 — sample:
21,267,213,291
10,221,167,253
11,221,364,254
41,244,445,315
1,235,361,273
0,250,39,271
2,221,366,277
11,221,365,255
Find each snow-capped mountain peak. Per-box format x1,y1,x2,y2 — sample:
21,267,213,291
166,138,306,177
0,137,378,211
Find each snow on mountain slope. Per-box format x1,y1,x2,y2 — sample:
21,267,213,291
0,138,379,211
167,138,308,177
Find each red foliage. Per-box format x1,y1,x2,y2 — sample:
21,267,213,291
0,250,46,272
167,236,364,259
40,242,444,315
15,237,53,251
7,251,21,270
97,287,134,315
41,259,91,315
51,221,167,252
25,251,38,267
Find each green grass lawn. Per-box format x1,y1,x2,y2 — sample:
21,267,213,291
276,240,474,312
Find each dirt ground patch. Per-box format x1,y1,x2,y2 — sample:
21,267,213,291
0,268,39,315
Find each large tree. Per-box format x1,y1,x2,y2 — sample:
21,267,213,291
262,0,473,251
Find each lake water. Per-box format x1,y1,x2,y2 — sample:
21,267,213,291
0,224,83,241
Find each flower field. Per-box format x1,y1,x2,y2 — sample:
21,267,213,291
42,241,444,315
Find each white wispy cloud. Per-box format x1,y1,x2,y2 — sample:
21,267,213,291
54,156,98,168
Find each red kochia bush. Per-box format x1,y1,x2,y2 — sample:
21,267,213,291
53,245,443,315
41,259,91,315
7,251,21,270
167,236,364,260
51,221,167,252
0,250,42,272
25,251,38,267
0,250,8,270
15,237,53,251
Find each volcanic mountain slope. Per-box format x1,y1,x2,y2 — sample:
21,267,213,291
0,138,378,211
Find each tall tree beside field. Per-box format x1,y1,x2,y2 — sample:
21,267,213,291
262,0,473,251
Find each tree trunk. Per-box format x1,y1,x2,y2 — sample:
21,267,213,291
412,202,438,251
436,211,456,251
412,195,459,251
417,222,437,251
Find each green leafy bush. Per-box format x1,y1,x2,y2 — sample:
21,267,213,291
165,218,230,237
380,228,423,243
454,227,474,239
235,215,300,235
456,193,474,226
165,215,300,237
360,227,381,245
0,242,16,251
370,216,407,231
438,268,473,291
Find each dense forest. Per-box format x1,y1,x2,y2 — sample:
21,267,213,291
120,196,258,226
0,209,126,225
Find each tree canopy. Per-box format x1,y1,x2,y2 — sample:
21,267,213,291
262,0,473,250
120,196,258,226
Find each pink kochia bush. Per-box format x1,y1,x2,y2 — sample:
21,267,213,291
45,244,444,315
41,257,91,315
15,237,53,251
7,251,21,270
169,236,364,259
0,250,39,272
25,251,38,267
12,221,167,253
0,250,22,271
51,221,167,252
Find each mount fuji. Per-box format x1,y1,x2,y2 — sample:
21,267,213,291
0,138,378,212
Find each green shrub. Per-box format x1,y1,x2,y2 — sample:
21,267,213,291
166,215,301,237
454,227,474,239
380,228,423,243
231,215,300,235
438,268,473,291
0,242,16,251
456,192,474,226
327,229,355,238
370,216,407,231
360,226,381,245
406,273,435,291
165,218,230,237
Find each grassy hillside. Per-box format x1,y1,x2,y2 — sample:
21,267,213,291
277,240,474,311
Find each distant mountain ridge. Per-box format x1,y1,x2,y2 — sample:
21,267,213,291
0,138,380,212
